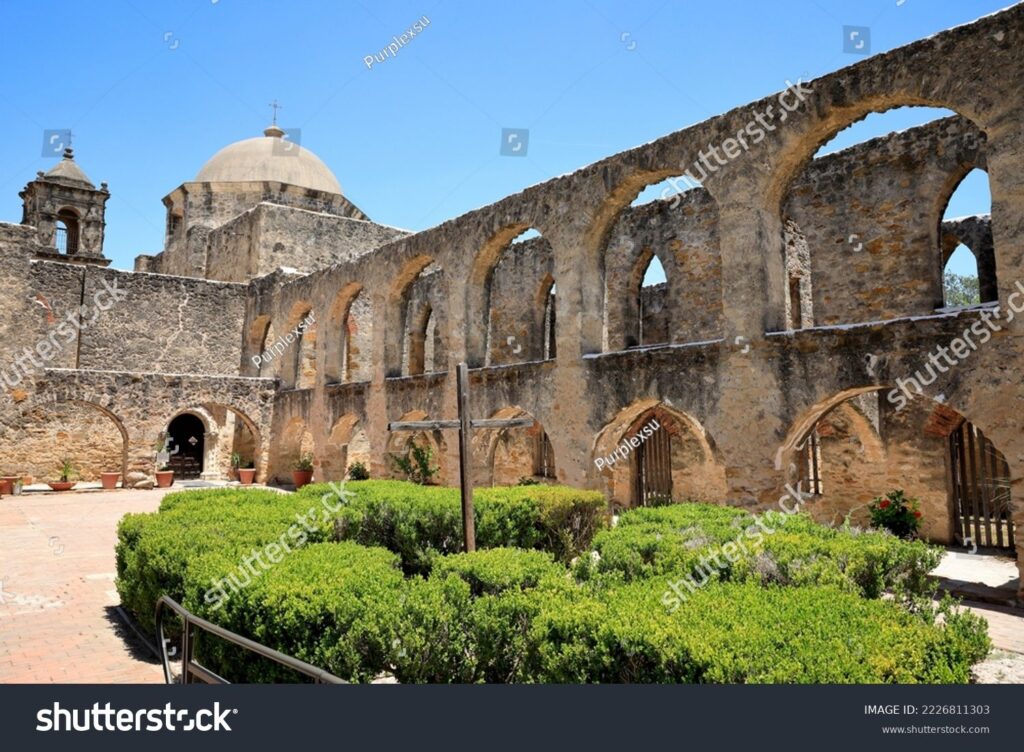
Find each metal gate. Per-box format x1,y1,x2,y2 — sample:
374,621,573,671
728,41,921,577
633,422,673,506
948,421,1015,550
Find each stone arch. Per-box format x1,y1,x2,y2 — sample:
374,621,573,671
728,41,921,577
322,414,371,481
592,399,726,507
386,255,436,377
384,409,447,484
470,406,556,487
272,416,315,484
12,398,130,483
465,224,545,367
247,315,272,377
938,169,996,305
283,302,317,389
535,274,557,360
55,206,81,254
776,387,1016,546
160,407,215,480
325,283,366,383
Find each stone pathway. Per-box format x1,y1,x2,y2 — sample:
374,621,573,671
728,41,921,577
0,487,170,683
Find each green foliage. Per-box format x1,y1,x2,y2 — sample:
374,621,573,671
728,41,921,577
516,476,540,486
115,488,336,630
944,271,980,307
869,489,922,538
329,481,607,573
199,543,406,683
115,488,988,684
432,548,566,596
388,442,438,484
57,456,76,482
530,580,988,684
292,452,314,472
347,461,370,480
577,502,940,600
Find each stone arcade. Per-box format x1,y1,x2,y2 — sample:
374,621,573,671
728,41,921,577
1,7,1022,594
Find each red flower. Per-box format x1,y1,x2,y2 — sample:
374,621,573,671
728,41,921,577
913,511,922,518
879,499,891,509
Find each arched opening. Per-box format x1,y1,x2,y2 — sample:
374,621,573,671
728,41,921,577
326,283,368,383
778,388,1013,549
940,168,995,306
407,304,438,376
779,105,990,327
248,316,272,377
55,208,80,254
467,225,552,367
322,415,371,481
385,410,446,484
291,307,317,389
593,400,727,508
8,400,128,483
165,412,206,480
599,172,721,352
634,252,668,347
471,407,556,487
538,276,557,360
388,256,443,377
272,416,315,484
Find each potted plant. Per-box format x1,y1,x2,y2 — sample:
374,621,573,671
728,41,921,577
155,465,174,488
48,458,77,492
230,452,242,480
100,470,121,490
238,459,256,485
0,474,16,495
291,452,314,489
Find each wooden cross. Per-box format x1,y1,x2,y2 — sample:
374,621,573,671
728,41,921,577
387,362,534,552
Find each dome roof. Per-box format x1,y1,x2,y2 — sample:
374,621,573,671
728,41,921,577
194,125,342,194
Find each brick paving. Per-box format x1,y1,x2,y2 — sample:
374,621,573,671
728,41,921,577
0,488,170,683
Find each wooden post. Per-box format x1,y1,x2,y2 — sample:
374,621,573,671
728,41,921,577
456,362,476,552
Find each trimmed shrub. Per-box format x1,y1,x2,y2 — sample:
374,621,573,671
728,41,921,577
316,480,607,572
198,543,405,683
578,503,940,600
116,488,337,629
530,581,990,684
433,548,566,597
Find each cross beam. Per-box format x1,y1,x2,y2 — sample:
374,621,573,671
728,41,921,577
387,362,536,552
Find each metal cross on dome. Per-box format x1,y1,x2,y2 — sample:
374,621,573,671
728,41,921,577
387,362,533,552
269,99,282,125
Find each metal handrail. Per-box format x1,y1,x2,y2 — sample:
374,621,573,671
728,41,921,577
155,595,345,684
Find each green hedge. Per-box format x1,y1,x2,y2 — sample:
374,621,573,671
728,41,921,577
198,543,405,683
114,489,988,684
576,503,940,599
115,488,337,629
308,480,608,573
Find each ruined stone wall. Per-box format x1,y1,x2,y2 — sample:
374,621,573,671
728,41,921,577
784,116,985,326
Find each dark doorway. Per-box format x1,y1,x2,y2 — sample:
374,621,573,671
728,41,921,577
167,413,205,480
632,419,673,506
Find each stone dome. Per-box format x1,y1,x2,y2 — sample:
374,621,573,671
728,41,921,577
194,125,342,194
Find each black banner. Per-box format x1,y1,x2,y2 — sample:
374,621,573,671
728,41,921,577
0,684,1019,750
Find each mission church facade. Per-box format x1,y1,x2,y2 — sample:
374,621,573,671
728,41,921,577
1,6,1022,594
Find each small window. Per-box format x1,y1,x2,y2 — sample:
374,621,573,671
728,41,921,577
55,209,80,254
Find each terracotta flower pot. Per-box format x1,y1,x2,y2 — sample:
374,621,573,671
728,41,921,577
0,476,16,495
238,468,256,485
48,481,76,492
101,471,120,490
291,469,313,489
155,470,174,488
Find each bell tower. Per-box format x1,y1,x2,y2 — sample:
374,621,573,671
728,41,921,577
20,147,111,266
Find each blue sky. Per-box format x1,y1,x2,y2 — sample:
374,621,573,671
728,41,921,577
0,0,1005,274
